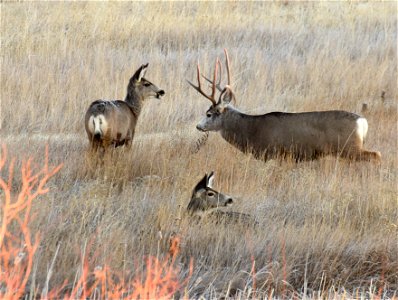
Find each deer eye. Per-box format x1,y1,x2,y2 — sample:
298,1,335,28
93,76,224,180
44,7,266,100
143,82,151,87
207,191,215,197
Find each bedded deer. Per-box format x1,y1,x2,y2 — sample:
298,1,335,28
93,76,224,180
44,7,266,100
85,64,165,150
187,171,256,225
188,49,381,162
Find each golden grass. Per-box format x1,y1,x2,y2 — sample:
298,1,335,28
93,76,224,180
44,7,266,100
1,1,397,298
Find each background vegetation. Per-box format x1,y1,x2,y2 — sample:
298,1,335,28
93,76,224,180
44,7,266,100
1,2,397,298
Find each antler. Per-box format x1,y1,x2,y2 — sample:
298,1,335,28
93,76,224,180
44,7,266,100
201,49,232,92
187,58,219,105
188,49,233,104
224,48,231,87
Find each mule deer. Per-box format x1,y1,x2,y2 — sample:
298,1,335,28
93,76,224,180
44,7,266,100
188,49,381,162
85,64,165,150
187,172,256,225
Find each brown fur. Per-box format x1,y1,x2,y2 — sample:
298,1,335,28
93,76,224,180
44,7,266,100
84,64,165,151
190,49,381,162
187,172,257,226
211,101,381,162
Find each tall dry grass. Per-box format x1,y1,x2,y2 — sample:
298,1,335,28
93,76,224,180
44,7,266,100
1,2,397,298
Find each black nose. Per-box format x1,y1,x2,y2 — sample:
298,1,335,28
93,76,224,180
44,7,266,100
226,198,233,204
196,125,205,132
158,90,165,97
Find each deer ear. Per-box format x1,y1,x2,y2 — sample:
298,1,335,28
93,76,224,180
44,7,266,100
132,63,148,82
194,173,208,192
207,171,215,188
219,85,235,106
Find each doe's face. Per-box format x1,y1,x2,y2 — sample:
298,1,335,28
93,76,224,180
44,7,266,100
196,104,225,132
187,172,233,216
134,78,165,100
128,64,165,100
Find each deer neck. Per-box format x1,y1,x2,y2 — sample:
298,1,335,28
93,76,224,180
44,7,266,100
125,90,144,116
220,106,253,152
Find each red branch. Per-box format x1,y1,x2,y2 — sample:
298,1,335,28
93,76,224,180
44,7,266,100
0,145,62,299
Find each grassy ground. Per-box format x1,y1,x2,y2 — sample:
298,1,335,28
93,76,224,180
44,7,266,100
1,2,397,298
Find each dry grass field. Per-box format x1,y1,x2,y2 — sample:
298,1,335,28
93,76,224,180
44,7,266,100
1,2,397,299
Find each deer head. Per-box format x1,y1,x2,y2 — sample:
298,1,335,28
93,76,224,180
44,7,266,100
187,171,233,217
187,49,236,132
126,63,165,101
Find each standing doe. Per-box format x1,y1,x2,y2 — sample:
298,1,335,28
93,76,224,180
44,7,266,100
187,172,256,225
85,64,165,150
188,49,381,162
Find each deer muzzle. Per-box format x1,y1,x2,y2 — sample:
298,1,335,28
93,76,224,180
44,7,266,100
156,90,165,99
196,124,206,132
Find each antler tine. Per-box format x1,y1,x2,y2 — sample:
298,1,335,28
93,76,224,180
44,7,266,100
210,57,219,100
217,58,222,88
196,62,202,90
224,48,231,86
186,61,217,105
202,51,230,91
201,58,223,91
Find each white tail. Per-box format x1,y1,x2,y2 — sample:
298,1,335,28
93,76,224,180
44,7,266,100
85,64,165,150
188,49,381,162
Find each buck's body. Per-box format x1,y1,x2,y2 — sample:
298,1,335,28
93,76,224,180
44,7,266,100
84,64,165,151
217,108,373,161
189,49,381,162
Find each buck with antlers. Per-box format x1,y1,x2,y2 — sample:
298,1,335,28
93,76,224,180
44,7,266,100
187,171,257,226
188,49,381,162
85,64,165,151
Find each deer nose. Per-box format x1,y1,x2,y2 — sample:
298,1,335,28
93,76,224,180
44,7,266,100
157,90,165,97
196,124,205,132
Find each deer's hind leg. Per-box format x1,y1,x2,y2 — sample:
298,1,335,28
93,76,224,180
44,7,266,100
356,150,382,162
124,130,134,149
343,149,381,162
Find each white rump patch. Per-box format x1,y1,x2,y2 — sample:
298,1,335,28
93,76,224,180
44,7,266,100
356,117,368,143
88,115,108,136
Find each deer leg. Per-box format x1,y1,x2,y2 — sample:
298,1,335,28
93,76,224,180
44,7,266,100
114,139,125,147
113,132,125,148
342,149,381,162
90,139,101,153
356,150,382,162
122,138,129,148
125,130,134,149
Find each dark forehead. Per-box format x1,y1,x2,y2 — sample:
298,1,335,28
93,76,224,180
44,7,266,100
195,186,218,193
206,105,218,112
129,77,151,84
204,187,218,193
